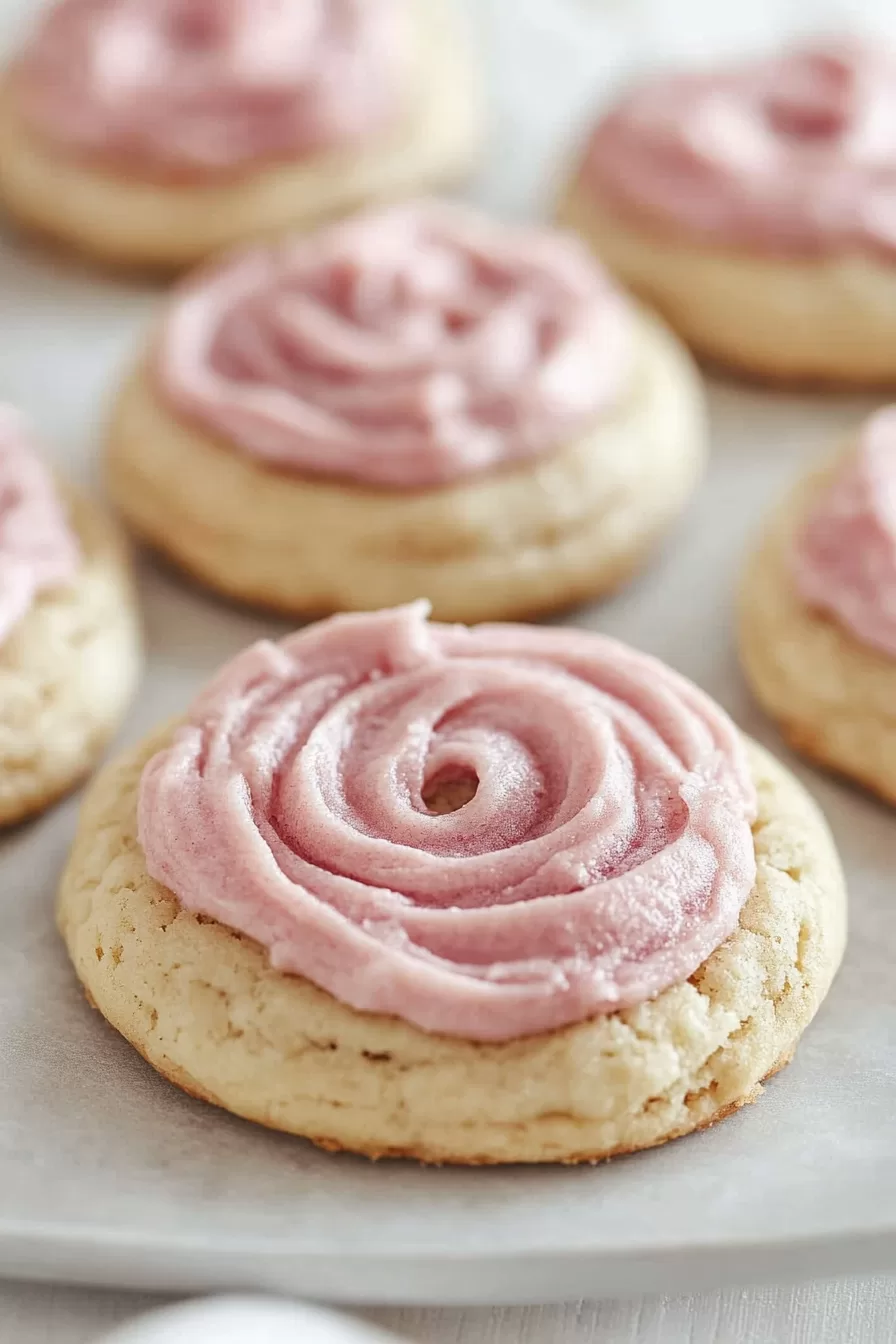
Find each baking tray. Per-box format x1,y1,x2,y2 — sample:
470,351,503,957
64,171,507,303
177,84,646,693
1,0,896,1308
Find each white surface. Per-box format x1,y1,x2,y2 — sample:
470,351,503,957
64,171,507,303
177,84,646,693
94,1297,403,1344
4,1279,896,1344
1,0,896,1310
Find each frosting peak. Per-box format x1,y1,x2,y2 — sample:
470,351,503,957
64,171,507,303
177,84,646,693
138,605,757,1041
155,202,631,489
15,0,405,178
0,408,79,644
581,41,896,256
792,408,896,657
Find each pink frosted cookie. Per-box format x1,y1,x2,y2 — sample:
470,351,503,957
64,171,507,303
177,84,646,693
58,605,844,1163
558,41,896,382
0,407,139,824
742,406,896,802
106,200,706,622
0,0,480,268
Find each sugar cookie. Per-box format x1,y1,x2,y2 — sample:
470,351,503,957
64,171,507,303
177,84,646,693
0,0,480,270
558,42,896,383
106,201,706,623
59,606,845,1163
741,406,896,803
0,408,140,825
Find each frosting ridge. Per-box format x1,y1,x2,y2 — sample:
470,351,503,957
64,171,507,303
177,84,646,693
138,604,757,1041
155,202,630,488
792,407,896,657
15,0,405,178
581,41,896,257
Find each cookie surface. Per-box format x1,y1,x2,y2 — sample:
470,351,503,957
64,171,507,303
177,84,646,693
0,485,141,826
557,186,896,385
0,0,479,271
740,464,896,804
105,306,705,624
58,728,845,1164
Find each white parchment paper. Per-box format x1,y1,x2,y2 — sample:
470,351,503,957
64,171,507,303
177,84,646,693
1,0,895,1307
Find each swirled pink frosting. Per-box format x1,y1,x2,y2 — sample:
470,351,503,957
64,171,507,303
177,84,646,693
0,407,79,645
138,604,757,1041
581,41,896,257
792,408,896,657
14,0,404,179
155,202,631,489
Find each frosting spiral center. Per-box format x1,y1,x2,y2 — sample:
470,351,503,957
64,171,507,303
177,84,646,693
138,605,757,1041
156,203,630,489
0,407,79,645
15,0,405,178
581,42,896,256
792,407,896,658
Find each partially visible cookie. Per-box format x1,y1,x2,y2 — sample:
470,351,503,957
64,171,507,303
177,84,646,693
106,202,706,624
740,409,896,804
58,609,844,1164
557,187,896,386
0,0,479,271
0,433,140,826
557,42,896,384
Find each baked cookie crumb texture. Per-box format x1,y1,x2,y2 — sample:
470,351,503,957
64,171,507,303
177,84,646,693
0,485,141,826
740,460,896,805
58,729,844,1165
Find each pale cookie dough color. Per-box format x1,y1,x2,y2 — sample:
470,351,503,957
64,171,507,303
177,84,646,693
0,0,480,269
0,408,140,825
741,407,896,803
58,606,845,1164
106,201,706,622
558,42,896,382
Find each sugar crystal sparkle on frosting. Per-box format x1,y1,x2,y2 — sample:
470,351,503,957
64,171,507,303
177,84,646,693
580,41,896,257
14,0,405,179
154,201,631,488
138,604,758,1041
792,407,896,657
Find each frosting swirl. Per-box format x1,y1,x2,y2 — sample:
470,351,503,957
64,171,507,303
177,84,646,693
581,42,896,257
792,407,896,657
155,202,630,489
0,408,79,645
138,604,757,1041
14,0,404,179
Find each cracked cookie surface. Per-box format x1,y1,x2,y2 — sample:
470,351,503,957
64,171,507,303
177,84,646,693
57,728,845,1163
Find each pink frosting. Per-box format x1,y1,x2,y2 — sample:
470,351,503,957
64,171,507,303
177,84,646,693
155,202,631,489
138,604,757,1042
581,41,896,257
14,0,404,179
0,407,79,645
792,407,896,657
